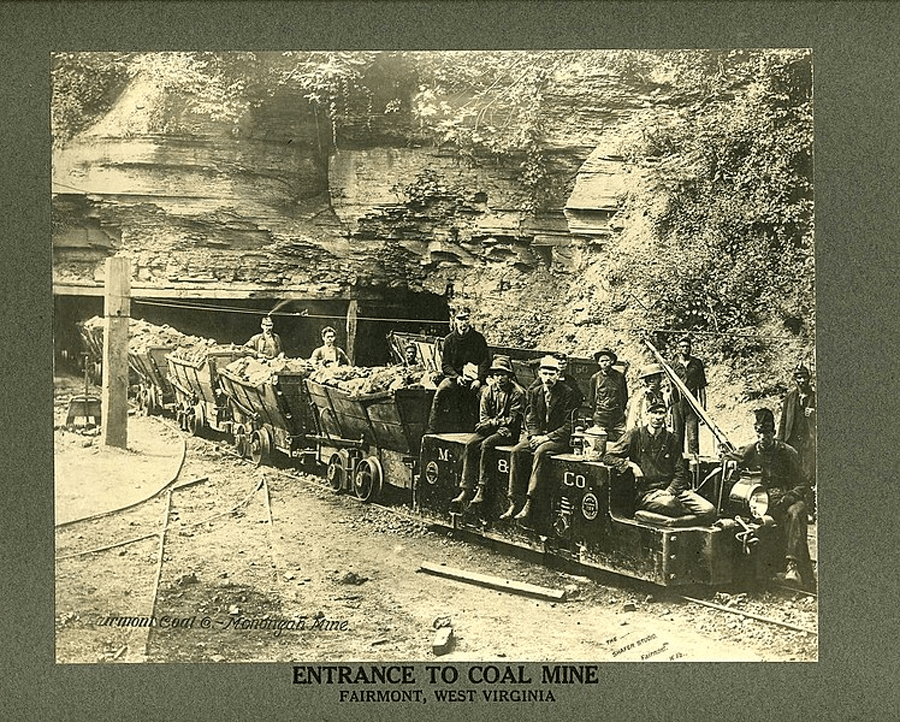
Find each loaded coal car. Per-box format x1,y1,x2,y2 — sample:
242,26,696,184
305,364,437,502
217,357,319,465
167,344,246,436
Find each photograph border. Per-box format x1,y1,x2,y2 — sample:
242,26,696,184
3,2,897,720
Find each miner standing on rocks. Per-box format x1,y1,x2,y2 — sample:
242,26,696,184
243,315,284,360
669,335,707,456
626,362,670,431
426,308,490,433
587,348,629,442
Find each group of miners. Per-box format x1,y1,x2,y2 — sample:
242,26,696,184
243,316,351,369
430,308,816,587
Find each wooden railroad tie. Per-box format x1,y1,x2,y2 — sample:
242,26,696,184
418,562,566,603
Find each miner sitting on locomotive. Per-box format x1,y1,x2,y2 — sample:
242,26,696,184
603,398,716,524
451,355,526,507
426,308,490,434
725,407,812,586
500,355,580,522
243,315,284,360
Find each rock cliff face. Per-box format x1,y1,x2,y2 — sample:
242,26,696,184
51,59,661,361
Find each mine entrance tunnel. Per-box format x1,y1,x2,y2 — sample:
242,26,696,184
54,288,450,370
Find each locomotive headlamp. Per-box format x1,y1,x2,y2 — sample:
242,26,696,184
729,473,769,519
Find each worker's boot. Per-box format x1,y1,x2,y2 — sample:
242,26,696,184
499,497,519,520
451,488,471,504
784,559,801,584
469,485,485,505
514,497,533,521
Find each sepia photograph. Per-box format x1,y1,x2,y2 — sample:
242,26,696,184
50,49,819,667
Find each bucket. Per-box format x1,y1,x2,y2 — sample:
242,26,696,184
583,425,608,460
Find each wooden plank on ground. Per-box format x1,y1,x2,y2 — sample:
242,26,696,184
418,562,566,602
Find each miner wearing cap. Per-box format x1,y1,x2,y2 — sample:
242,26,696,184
603,398,716,524
778,364,816,487
626,362,670,431
669,335,708,456
452,355,526,507
586,348,629,441
243,315,284,360
500,355,580,522
426,307,490,433
726,407,811,585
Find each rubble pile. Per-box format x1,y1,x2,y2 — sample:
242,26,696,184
80,316,219,356
170,343,245,366
224,356,316,386
310,364,439,396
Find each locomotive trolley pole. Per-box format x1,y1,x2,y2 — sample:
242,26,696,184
101,257,131,449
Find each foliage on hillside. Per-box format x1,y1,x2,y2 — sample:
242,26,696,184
608,49,814,384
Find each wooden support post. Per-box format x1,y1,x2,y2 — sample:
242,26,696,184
346,298,358,364
101,257,131,449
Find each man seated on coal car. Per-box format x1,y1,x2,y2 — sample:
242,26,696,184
500,355,580,523
603,399,716,524
451,355,525,507
311,326,351,369
725,407,811,585
587,348,629,442
425,307,490,434
243,315,284,360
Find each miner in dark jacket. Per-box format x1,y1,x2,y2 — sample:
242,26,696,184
669,335,708,456
587,348,628,441
452,355,526,507
500,355,580,522
426,308,490,433
726,407,811,585
777,364,816,487
603,399,716,523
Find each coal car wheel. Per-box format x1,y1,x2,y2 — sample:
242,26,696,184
353,457,382,503
189,404,204,436
248,428,271,467
326,453,346,493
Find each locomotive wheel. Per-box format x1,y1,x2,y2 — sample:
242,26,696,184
248,428,272,467
353,456,383,503
326,453,346,493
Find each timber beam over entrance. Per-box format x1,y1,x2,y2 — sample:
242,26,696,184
53,283,384,302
